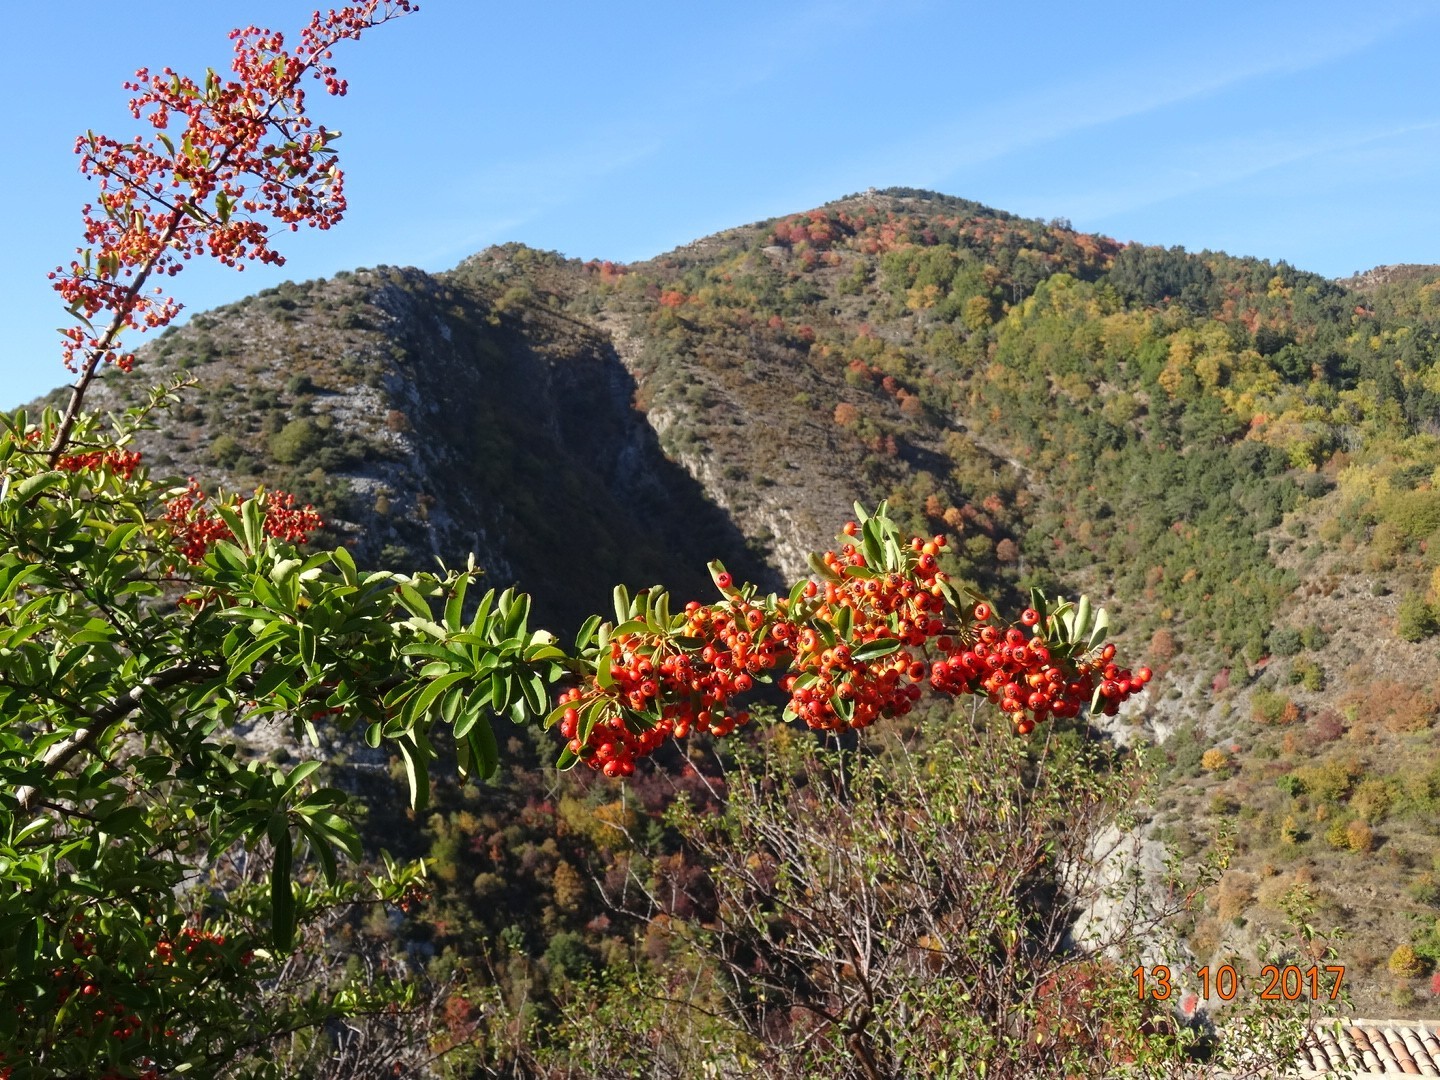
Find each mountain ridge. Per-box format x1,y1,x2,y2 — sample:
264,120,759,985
41,186,1440,1016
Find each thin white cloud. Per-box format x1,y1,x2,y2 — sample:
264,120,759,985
1065,121,1440,224
406,132,662,265
866,5,1436,188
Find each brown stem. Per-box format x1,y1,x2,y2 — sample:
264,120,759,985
12,660,217,812
46,206,187,465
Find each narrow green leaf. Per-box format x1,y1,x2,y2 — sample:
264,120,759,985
298,820,338,886
851,637,902,661
468,718,499,780
859,518,883,568
398,735,431,809
502,591,529,640
574,613,601,651
331,545,358,585
409,671,467,724
270,826,295,951
444,574,470,630
13,471,65,502
807,551,841,582
284,760,322,795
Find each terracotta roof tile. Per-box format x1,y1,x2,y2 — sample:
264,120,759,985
1274,1019,1440,1076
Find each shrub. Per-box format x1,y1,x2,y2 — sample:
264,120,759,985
1201,747,1231,772
1390,944,1427,978
1279,814,1303,846
1295,756,1362,802
1341,681,1438,735
1313,711,1342,743
1325,821,1351,850
1216,870,1257,922
1351,778,1394,825
1268,626,1303,656
1346,819,1376,854
269,417,323,464
1408,873,1440,907
1397,592,1440,642
209,433,243,467
1252,687,1298,725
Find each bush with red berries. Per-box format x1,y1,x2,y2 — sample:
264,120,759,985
546,503,1151,773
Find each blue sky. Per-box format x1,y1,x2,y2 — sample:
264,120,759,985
5,0,1440,408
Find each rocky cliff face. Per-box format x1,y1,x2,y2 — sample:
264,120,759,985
81,258,767,633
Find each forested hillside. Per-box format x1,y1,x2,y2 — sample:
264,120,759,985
69,186,1440,1040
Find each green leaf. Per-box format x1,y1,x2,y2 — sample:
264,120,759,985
453,702,479,740
468,587,496,634
1074,595,1092,642
397,735,430,810
521,673,547,715
502,591,530,640
814,618,837,648
542,699,572,730
270,825,295,951
490,669,512,713
859,518,883,568
444,573,469,630
240,497,265,551
612,584,630,624
297,819,338,885
284,760,322,795
396,582,432,618
441,684,464,725
13,471,65,502
98,805,146,838
331,545,358,585
409,671,467,725
807,551,841,582
851,637,902,661
467,718,499,780
574,613,601,651
1087,608,1110,653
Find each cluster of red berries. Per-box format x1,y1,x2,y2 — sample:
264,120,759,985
930,604,1152,734
161,478,322,564
11,922,252,1071
552,518,1155,773
52,1,415,374
261,490,325,544
783,532,952,731
395,883,431,915
558,593,781,775
53,448,143,480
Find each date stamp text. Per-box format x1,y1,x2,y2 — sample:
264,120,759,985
1133,964,1345,1002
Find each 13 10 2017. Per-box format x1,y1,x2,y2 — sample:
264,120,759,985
1133,964,1345,1002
